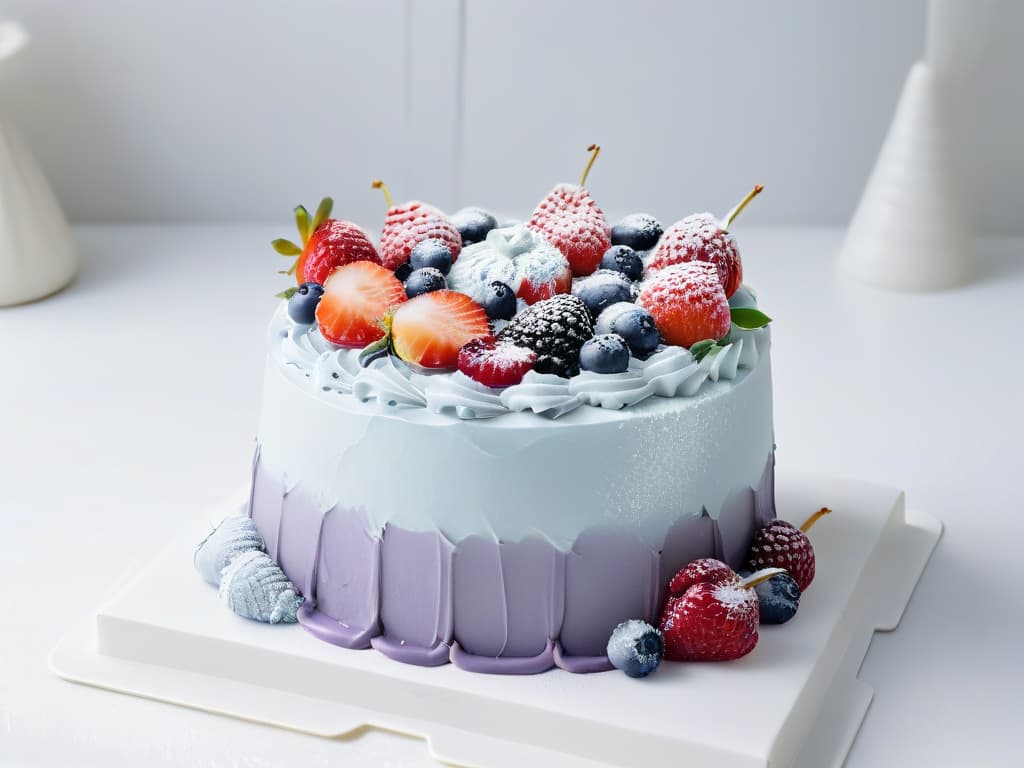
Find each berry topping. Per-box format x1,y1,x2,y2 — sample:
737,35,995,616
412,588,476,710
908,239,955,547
409,238,454,275
286,282,324,325
514,245,573,305
404,267,447,298
447,241,521,304
372,180,462,270
611,213,663,252
315,261,407,348
595,302,661,357
527,144,611,276
394,261,414,282
600,244,644,281
571,269,637,318
451,206,499,245
579,333,630,374
606,619,664,679
659,559,760,662
272,197,380,287
637,262,731,348
646,185,762,298
739,569,801,625
390,290,491,370
746,508,830,592
457,337,537,388
498,294,594,377
480,280,517,321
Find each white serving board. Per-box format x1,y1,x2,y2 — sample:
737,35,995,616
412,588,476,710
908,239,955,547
50,475,940,768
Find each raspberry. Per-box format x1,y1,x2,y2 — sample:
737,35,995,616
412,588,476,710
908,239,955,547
457,338,537,388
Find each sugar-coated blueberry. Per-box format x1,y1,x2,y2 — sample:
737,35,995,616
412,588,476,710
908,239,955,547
740,569,801,625
481,280,517,321
451,206,499,245
572,270,637,318
287,282,324,325
579,333,630,374
394,261,414,282
611,213,663,252
405,267,447,298
595,302,661,357
409,238,453,275
600,245,644,281
606,619,664,678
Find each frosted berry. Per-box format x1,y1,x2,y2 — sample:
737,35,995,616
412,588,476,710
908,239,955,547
572,269,637,319
498,294,594,377
405,267,447,298
579,333,630,374
286,282,324,325
606,619,664,678
746,508,830,592
637,262,731,348
451,206,498,245
739,569,801,625
457,337,536,388
409,238,454,275
600,244,644,281
611,213,663,251
595,303,661,357
480,281,517,321
373,180,462,270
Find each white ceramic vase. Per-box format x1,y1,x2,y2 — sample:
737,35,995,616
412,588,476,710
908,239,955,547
0,20,77,307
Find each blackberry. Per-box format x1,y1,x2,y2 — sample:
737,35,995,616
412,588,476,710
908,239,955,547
497,294,594,377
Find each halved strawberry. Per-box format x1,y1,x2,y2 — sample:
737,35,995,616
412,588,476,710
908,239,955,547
315,261,406,348
390,290,491,370
457,338,537,388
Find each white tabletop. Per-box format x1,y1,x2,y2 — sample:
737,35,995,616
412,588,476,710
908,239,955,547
1,226,1021,767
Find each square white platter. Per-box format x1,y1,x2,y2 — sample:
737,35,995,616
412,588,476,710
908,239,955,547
50,475,940,768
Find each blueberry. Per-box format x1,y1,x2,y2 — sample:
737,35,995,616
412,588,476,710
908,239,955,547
286,282,324,325
405,267,447,298
571,270,637,318
579,333,630,374
595,303,661,357
409,238,453,275
481,280,517,321
606,619,664,678
394,261,414,282
451,206,498,245
600,245,644,281
739,569,801,625
611,213,663,251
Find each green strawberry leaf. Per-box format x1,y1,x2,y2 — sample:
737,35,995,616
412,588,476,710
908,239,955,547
689,339,717,362
294,205,311,245
276,287,299,300
311,197,334,233
272,238,302,256
730,307,772,329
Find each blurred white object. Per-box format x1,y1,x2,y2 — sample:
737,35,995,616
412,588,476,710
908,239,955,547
838,0,985,292
0,20,77,306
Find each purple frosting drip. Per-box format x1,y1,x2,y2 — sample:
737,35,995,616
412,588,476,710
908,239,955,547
247,448,776,675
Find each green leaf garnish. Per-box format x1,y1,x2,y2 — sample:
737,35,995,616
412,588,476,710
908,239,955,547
730,307,772,329
358,336,391,367
294,205,311,245
310,197,334,234
272,238,302,256
689,339,717,362
276,287,299,300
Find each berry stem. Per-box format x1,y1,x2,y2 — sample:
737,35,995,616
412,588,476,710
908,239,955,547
800,507,832,532
742,567,788,590
578,144,601,187
371,179,394,208
722,184,764,229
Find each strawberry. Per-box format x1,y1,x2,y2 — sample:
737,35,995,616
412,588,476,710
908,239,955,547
637,262,731,348
746,508,831,592
390,290,491,370
457,338,537,388
515,247,573,304
272,197,380,289
527,144,611,277
646,185,763,298
315,261,406,348
372,180,462,271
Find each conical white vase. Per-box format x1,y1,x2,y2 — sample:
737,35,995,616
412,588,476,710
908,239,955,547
0,20,77,307
837,61,973,292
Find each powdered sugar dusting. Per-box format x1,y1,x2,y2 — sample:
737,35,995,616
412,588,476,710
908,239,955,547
648,212,741,295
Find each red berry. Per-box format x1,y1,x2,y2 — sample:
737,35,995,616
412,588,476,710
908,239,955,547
659,558,759,662
457,338,537,388
299,219,381,285
515,247,573,304
746,516,823,592
391,290,491,370
379,201,462,271
315,261,406,347
637,262,731,348
647,213,743,298
528,183,611,277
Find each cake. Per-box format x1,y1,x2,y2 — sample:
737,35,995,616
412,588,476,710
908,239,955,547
203,147,796,676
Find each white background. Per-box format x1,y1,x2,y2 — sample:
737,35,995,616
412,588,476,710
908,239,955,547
1,0,1022,234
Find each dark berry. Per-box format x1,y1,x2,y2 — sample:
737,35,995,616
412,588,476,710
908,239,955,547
404,267,447,298
409,238,453,275
571,269,637,319
579,333,630,374
481,281,517,321
394,261,414,282
450,206,498,245
287,282,324,324
497,294,594,377
611,213,663,251
600,245,644,281
595,302,661,357
739,569,801,625
606,619,664,678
